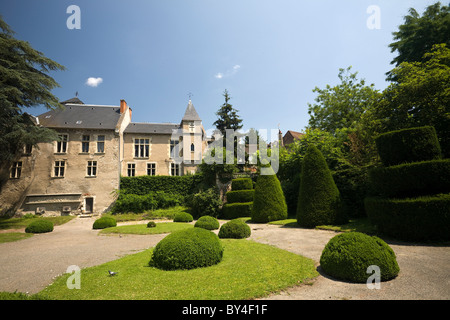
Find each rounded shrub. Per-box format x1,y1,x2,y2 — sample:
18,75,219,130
25,220,54,233
149,228,223,270
147,221,156,228
92,216,117,229
320,232,400,283
375,126,441,167
226,190,255,204
173,212,194,223
297,145,346,228
231,178,253,191
252,174,287,223
194,215,220,230
218,219,251,239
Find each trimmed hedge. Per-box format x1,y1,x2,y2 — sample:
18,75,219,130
221,202,253,219
120,174,204,196
252,174,287,223
173,212,194,223
320,232,399,283
231,178,253,191
375,126,441,167
297,145,346,228
25,220,54,233
226,190,255,204
218,219,251,239
112,192,183,213
93,217,117,229
368,159,450,198
194,215,220,230
190,188,222,218
364,194,450,241
149,228,223,270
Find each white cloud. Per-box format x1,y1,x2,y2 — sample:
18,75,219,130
214,65,241,79
85,77,103,87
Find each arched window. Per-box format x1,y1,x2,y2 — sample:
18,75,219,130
191,143,195,152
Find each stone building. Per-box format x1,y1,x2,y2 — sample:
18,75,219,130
0,97,208,216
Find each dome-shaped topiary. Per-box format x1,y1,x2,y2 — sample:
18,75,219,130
194,215,220,230
297,145,346,228
25,220,54,233
173,212,193,222
92,216,117,229
320,232,400,283
147,221,156,228
251,173,287,223
218,219,251,239
149,228,223,270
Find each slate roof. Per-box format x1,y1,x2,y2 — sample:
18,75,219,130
37,104,121,130
124,122,180,134
182,100,201,121
61,97,84,105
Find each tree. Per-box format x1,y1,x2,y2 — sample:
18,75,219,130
296,145,346,228
371,44,450,157
252,172,287,223
307,66,380,136
213,89,243,136
388,2,450,72
0,16,65,179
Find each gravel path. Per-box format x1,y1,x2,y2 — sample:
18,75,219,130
0,217,449,299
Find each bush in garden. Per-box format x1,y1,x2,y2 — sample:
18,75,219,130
231,178,253,191
194,215,220,230
375,126,441,167
93,217,117,229
190,188,222,218
251,173,287,223
25,220,54,233
226,190,255,203
149,228,223,270
297,145,345,228
147,221,156,228
218,219,251,239
173,212,193,223
221,202,253,219
320,232,399,283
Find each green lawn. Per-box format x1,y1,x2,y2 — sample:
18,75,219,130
103,206,190,222
99,222,193,235
0,232,33,243
0,215,75,230
40,239,318,300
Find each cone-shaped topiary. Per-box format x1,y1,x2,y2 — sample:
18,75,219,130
251,172,287,223
320,232,400,283
297,145,345,228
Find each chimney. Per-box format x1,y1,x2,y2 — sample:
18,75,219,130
120,99,127,114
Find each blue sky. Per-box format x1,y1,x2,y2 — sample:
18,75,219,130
0,0,438,139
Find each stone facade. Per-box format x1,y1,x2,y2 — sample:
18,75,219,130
0,98,208,216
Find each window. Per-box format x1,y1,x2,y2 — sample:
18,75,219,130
97,135,105,153
54,161,65,177
170,139,179,158
190,143,195,152
147,163,156,176
134,138,149,158
127,163,136,177
171,163,180,176
10,162,22,178
24,144,32,154
87,161,97,177
56,134,68,153
82,135,90,153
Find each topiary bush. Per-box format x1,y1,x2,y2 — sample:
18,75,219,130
297,145,346,228
226,190,255,204
231,178,253,191
190,188,222,218
25,220,54,233
93,216,117,229
173,212,194,223
149,228,223,270
320,232,400,283
252,173,287,223
147,221,156,228
218,219,251,239
221,202,253,219
375,126,442,167
194,215,220,230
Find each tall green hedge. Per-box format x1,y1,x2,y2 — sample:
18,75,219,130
252,174,287,223
119,175,204,196
297,145,346,228
375,126,441,167
231,178,253,191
